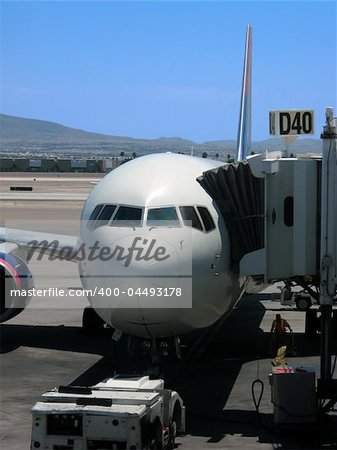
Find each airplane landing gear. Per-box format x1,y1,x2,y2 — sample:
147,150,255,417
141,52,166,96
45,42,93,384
82,307,106,332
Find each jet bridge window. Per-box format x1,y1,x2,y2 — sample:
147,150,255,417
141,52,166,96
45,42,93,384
197,206,216,231
179,206,203,230
284,196,294,227
110,206,143,227
147,207,180,227
94,204,117,229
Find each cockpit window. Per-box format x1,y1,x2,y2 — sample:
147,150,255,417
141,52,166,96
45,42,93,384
94,204,117,229
87,204,104,230
197,206,216,231
179,206,203,230
110,206,143,227
147,207,180,227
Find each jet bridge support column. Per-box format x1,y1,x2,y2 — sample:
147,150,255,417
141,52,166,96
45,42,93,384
319,107,337,395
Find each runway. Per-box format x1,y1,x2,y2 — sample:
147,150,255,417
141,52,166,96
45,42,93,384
1,173,336,449
0,172,103,194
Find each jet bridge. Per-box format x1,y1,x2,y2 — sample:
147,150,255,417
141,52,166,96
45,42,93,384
197,161,265,274
199,107,337,404
241,152,321,282
200,109,337,310
198,153,321,282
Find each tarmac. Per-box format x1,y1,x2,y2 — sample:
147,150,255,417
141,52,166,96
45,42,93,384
1,173,336,449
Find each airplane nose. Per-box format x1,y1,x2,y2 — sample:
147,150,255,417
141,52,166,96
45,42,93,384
84,228,192,312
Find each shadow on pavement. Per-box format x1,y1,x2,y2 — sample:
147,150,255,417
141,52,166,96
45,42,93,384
1,292,336,448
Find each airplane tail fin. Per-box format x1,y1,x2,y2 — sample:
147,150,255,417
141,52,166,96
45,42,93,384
235,25,252,161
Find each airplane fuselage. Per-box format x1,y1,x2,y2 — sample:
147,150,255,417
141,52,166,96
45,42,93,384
79,153,243,339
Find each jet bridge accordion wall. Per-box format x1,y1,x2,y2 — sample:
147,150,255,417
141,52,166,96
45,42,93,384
197,162,264,272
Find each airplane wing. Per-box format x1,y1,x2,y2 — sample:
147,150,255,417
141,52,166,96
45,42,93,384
0,227,78,262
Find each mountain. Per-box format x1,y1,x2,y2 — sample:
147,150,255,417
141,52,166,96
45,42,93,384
0,114,195,147
0,114,137,144
0,113,322,156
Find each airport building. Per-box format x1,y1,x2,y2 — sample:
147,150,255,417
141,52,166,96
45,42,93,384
0,157,121,173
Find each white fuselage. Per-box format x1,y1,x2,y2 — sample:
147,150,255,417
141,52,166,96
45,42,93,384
79,153,243,338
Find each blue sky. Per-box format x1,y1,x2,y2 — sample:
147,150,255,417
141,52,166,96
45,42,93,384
0,0,336,142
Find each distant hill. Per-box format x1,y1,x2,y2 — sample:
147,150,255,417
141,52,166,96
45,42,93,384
0,114,136,144
0,113,322,156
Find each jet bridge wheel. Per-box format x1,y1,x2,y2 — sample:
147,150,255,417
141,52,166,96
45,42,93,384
305,309,319,336
82,307,105,332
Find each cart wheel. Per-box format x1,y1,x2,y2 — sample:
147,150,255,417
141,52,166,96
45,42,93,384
148,422,163,450
167,420,177,449
295,296,312,311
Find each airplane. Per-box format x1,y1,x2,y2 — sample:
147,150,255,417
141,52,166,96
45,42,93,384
0,25,256,351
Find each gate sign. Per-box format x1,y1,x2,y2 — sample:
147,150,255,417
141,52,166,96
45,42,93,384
269,110,315,136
